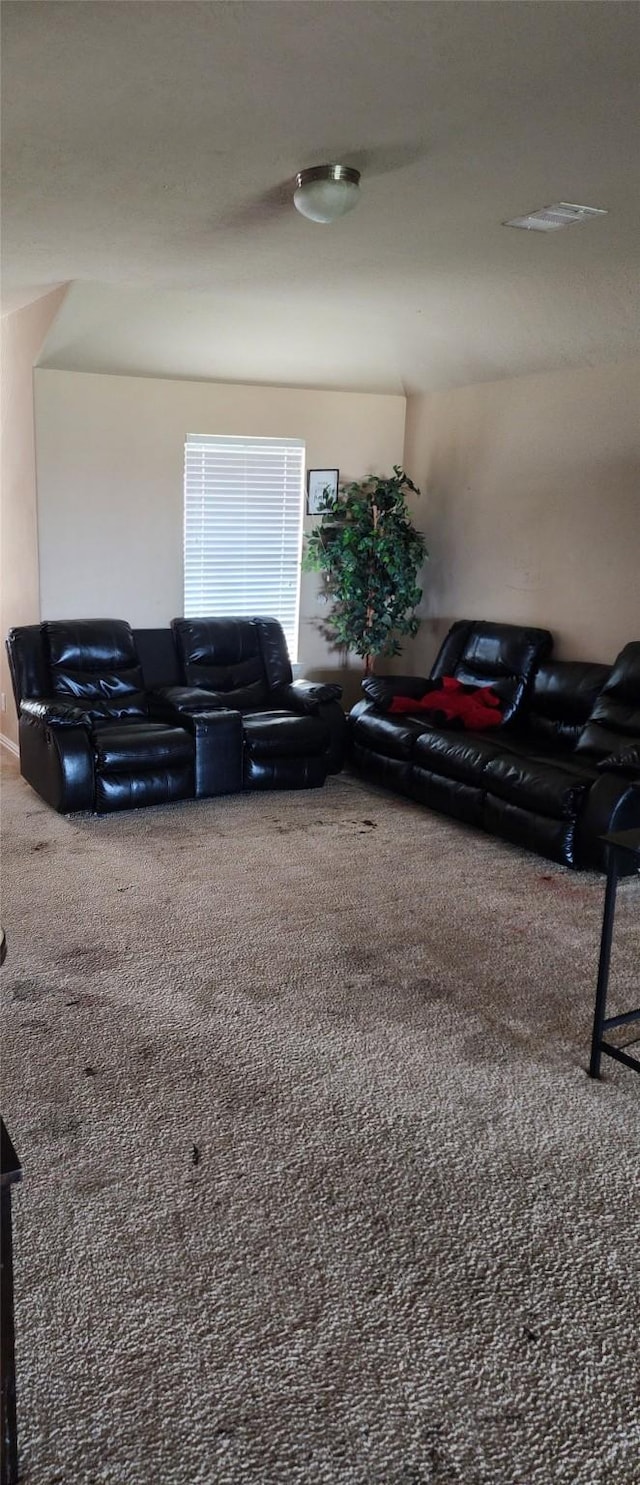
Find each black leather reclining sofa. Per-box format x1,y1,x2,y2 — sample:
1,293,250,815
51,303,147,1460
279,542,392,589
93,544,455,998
349,620,640,871
6,616,346,814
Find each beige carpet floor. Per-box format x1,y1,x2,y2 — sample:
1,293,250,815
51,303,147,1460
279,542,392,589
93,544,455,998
1,753,639,1485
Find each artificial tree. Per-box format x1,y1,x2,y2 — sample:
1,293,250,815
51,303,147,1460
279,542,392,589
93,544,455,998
303,466,427,675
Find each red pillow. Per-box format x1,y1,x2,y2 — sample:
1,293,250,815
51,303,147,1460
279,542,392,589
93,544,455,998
388,677,503,730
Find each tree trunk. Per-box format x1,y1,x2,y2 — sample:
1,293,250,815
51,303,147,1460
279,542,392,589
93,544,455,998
364,502,379,678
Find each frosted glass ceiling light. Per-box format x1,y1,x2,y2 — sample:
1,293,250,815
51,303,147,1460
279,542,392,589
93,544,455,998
293,164,361,224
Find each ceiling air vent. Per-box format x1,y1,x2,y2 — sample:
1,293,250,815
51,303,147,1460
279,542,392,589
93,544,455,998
504,202,608,232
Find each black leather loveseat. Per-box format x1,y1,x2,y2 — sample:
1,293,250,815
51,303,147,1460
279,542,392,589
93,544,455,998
349,620,640,871
6,616,346,814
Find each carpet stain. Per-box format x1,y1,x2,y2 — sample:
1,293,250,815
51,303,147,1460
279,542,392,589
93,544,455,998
39,1110,83,1140
9,977,48,1003
74,1172,114,1197
134,1043,156,1062
57,944,121,973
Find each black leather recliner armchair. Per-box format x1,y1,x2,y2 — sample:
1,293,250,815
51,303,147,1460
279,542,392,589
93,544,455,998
6,616,347,813
8,619,197,813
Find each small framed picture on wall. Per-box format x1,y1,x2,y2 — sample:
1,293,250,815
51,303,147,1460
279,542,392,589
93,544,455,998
306,468,339,516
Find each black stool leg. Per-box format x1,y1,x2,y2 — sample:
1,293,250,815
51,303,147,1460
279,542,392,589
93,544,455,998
589,851,619,1079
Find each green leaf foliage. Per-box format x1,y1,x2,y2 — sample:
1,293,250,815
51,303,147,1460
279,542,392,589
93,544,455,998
303,466,428,668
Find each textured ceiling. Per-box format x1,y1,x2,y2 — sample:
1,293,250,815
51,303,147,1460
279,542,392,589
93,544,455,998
2,1,639,392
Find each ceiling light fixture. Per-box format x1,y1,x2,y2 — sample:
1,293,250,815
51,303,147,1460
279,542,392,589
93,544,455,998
293,164,361,224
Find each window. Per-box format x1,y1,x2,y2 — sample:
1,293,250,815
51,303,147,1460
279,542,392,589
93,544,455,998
183,434,305,660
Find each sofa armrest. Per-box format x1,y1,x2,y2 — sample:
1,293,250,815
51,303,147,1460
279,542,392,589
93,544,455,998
596,743,640,778
181,710,244,798
575,775,640,872
20,697,91,728
148,685,227,720
273,679,343,714
18,712,95,811
271,680,346,771
361,675,430,712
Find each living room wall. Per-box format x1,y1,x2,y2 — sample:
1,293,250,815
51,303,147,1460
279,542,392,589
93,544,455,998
0,288,67,748
8,353,638,749
402,357,640,671
33,369,406,702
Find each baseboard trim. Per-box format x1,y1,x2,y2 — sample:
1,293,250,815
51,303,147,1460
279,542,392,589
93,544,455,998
0,732,19,758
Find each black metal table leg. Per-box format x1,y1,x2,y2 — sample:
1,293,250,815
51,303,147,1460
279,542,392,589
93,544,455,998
589,848,620,1078
588,829,640,1081
0,1192,18,1485
0,1121,21,1485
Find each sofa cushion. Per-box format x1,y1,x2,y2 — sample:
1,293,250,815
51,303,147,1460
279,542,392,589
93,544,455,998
576,642,640,758
430,620,553,723
150,685,231,716
518,661,611,751
413,728,505,785
483,753,594,821
350,706,427,761
159,681,267,712
172,617,269,701
241,711,328,760
43,619,147,719
92,722,193,775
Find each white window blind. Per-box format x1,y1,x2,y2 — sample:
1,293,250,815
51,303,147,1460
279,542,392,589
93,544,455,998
184,434,305,661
